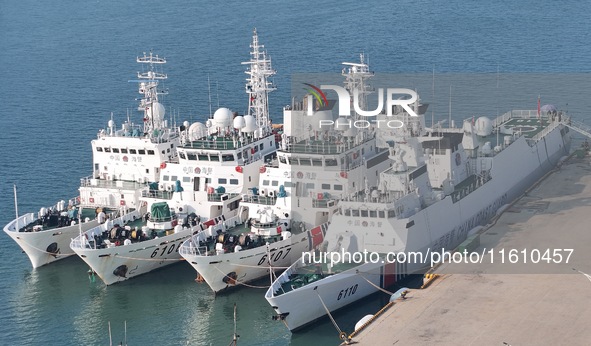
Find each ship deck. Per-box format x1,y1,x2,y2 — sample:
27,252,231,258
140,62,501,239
275,261,359,296
80,177,147,190
501,117,549,139
18,207,115,233
285,136,374,155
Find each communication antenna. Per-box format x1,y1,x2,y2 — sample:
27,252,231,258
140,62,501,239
208,74,213,118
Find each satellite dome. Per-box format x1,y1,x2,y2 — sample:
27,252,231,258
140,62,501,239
233,116,246,129
213,107,233,128
241,115,257,133
188,122,207,141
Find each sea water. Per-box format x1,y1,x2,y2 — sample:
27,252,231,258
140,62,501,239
1,0,590,344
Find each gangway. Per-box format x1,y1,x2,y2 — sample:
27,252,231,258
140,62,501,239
562,119,591,139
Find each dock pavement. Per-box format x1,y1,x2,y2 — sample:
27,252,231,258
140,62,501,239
351,154,591,345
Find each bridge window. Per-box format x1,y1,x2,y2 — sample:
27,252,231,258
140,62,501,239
129,149,137,154
104,147,111,153
271,180,279,187
279,156,287,164
187,153,197,160
299,158,311,166
360,210,368,217
369,210,377,218
198,154,209,161
179,152,186,159
378,211,385,218
222,154,234,162
138,149,146,155
210,155,220,162
312,159,323,167
147,150,155,155
262,180,269,186
121,148,128,154
218,178,227,184
352,210,359,217
171,176,178,181
163,175,169,181
113,148,120,153
334,185,343,191
388,210,396,218
321,183,330,190
230,179,239,185
96,147,103,152
325,158,337,166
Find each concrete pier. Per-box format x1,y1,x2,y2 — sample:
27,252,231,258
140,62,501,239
352,155,591,345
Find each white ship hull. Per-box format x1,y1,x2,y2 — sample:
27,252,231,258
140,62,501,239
266,120,571,331
181,223,328,293
266,261,394,331
70,210,194,285
4,213,99,268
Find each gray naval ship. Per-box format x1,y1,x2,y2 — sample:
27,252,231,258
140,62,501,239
266,70,576,333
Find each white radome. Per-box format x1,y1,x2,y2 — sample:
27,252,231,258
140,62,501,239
213,107,233,128
233,116,246,129
241,115,257,133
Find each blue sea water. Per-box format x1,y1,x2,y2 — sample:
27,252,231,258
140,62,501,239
1,0,590,345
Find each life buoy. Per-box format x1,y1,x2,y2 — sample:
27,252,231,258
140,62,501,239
339,171,347,178
235,166,243,173
353,152,359,159
259,166,266,173
89,197,95,204
160,162,167,169
120,200,125,206
251,148,255,154
297,171,303,179
76,196,81,204
317,193,324,200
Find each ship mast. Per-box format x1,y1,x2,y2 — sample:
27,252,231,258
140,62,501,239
342,53,374,121
136,51,168,137
242,28,276,137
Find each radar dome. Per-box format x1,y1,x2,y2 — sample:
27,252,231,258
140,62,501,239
146,102,166,121
213,107,233,128
241,115,257,133
233,116,246,129
188,122,207,141
475,116,493,136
